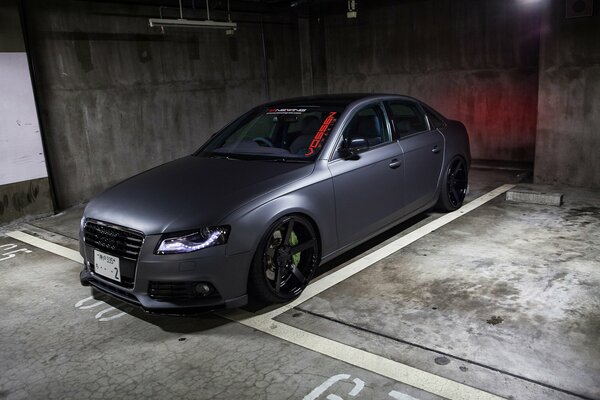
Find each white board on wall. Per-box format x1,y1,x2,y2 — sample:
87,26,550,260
0,52,48,185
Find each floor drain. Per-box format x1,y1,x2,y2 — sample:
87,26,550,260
486,316,504,325
434,356,450,365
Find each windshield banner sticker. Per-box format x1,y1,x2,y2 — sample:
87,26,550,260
266,108,307,115
305,111,337,157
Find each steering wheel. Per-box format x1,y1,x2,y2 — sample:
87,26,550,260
253,137,273,147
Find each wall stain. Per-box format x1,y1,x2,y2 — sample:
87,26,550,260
1,178,53,223
73,29,94,72
228,35,238,62
138,41,152,63
188,37,200,61
0,194,8,216
5,182,41,214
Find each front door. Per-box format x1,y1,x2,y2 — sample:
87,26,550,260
328,103,405,249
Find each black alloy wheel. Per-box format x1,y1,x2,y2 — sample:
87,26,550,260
249,215,319,303
436,156,468,211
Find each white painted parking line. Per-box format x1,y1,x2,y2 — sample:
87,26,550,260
0,243,33,262
80,301,105,310
7,184,514,399
94,306,127,322
303,374,354,400
75,296,128,322
229,308,502,400
305,373,460,399
250,183,516,321
303,374,366,400
225,184,514,400
348,377,364,396
388,390,421,400
6,230,83,263
75,296,105,310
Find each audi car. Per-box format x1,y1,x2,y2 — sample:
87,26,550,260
79,94,470,313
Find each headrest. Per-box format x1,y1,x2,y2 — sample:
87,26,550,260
301,115,322,136
356,115,381,138
393,118,411,134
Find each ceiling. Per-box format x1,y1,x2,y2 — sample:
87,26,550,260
73,0,358,16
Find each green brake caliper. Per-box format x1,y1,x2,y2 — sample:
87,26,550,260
290,231,301,266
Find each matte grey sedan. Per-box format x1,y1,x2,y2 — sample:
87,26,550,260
79,94,470,313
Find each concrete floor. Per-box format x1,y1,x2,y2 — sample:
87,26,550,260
1,166,599,400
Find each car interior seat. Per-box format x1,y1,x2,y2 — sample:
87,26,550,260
289,115,322,154
354,115,383,147
393,118,412,137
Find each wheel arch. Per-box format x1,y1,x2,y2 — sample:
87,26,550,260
248,208,323,263
223,183,334,264
244,208,324,304
435,153,469,212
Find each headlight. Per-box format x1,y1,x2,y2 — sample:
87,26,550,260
155,226,230,254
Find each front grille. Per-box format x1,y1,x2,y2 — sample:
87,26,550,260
148,281,219,301
84,221,144,261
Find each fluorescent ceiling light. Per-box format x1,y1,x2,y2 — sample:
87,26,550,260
149,18,237,30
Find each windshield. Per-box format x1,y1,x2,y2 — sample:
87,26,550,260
198,106,343,161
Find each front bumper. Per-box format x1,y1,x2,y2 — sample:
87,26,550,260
79,233,251,314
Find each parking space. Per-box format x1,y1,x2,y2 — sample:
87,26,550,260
276,186,600,400
1,167,563,400
2,167,598,400
2,0,599,398
0,234,449,400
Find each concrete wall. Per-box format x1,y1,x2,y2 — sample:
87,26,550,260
24,0,302,208
11,0,599,220
0,0,53,224
321,0,541,162
534,0,600,188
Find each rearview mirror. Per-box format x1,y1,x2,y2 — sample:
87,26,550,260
339,137,369,160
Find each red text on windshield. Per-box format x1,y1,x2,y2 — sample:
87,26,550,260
305,112,337,157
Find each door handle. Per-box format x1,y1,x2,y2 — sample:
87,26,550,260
431,145,440,154
389,159,402,169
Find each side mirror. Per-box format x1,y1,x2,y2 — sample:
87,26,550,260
339,137,369,160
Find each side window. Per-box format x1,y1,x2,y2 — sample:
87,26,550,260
386,101,428,139
422,105,446,129
341,104,391,147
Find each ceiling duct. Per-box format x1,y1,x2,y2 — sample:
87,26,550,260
149,0,237,33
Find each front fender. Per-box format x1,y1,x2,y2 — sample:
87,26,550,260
223,177,337,263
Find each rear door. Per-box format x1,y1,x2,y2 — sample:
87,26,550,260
385,100,444,213
328,102,405,249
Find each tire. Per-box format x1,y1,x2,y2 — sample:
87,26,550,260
436,156,469,212
248,214,320,304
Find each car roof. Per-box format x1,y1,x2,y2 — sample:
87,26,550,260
262,93,414,108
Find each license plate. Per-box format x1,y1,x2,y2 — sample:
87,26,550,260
94,250,121,283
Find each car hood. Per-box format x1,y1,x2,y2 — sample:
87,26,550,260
84,156,314,235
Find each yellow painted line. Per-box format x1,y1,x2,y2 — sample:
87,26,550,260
6,230,83,263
